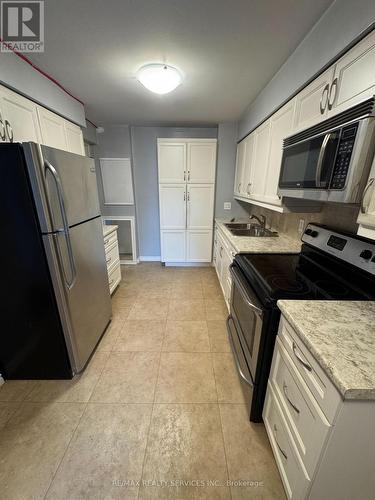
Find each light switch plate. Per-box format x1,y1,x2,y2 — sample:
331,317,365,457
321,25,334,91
224,202,231,210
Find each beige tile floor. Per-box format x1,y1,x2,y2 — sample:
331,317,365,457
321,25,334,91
0,263,285,500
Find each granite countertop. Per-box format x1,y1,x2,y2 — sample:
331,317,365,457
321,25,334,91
215,219,302,254
278,300,375,400
103,224,118,237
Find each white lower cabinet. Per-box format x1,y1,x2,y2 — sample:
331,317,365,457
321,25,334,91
264,316,375,499
186,230,212,262
214,225,236,309
160,230,186,262
104,227,121,294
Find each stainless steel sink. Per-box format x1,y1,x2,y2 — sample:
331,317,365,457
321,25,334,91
224,221,278,237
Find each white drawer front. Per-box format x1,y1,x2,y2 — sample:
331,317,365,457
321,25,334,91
104,230,117,251
108,263,121,294
263,384,310,500
105,241,120,272
270,338,331,476
278,318,341,424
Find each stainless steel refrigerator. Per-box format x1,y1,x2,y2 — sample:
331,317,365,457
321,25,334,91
0,142,112,379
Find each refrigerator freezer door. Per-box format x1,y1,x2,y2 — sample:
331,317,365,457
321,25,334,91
25,143,101,233
43,216,112,372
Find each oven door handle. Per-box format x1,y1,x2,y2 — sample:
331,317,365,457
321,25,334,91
227,317,254,388
230,265,263,316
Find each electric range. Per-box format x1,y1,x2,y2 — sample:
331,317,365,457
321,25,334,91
227,223,375,422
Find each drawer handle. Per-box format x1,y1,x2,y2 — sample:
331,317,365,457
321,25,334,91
292,342,312,372
106,257,112,263
109,279,114,285
283,382,300,414
104,238,110,244
273,424,288,460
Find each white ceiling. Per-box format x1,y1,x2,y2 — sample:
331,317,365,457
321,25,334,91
29,0,334,125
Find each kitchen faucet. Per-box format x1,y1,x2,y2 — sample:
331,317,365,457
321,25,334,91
249,214,266,229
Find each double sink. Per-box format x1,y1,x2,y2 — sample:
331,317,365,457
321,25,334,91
224,222,278,237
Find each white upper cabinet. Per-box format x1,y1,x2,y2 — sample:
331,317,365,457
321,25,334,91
293,66,335,132
0,87,41,143
37,106,68,150
187,141,217,183
328,30,375,117
157,142,186,183
64,121,85,155
264,99,296,206
241,133,255,199
250,119,271,200
234,139,246,196
187,184,215,230
159,184,186,229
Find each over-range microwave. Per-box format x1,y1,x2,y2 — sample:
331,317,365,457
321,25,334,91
278,97,375,203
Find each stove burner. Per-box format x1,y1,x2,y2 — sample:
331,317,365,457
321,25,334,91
314,280,349,296
267,275,310,294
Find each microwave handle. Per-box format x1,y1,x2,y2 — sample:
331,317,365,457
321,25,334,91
315,132,333,188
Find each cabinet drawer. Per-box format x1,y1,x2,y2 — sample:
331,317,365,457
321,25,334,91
108,263,121,295
263,384,310,500
270,338,330,476
104,230,117,251
278,317,341,424
105,241,120,272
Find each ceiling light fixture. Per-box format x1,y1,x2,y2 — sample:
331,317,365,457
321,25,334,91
137,64,182,95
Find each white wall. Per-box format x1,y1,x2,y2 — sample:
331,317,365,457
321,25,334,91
238,0,375,139
0,52,85,126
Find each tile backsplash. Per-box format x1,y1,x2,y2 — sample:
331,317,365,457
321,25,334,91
242,202,360,241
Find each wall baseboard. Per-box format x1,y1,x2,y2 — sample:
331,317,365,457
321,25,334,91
139,256,161,262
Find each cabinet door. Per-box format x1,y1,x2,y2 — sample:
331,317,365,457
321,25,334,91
187,141,217,183
186,230,213,262
0,87,41,142
161,230,186,262
234,139,246,196
241,132,255,198
159,184,186,229
158,142,186,183
250,119,271,200
328,30,375,117
65,121,84,155
263,100,296,205
37,106,68,150
187,184,214,230
293,67,335,132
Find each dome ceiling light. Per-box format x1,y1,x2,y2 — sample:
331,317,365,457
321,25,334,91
137,64,182,95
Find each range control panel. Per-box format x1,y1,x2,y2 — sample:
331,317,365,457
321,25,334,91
302,223,375,276
330,124,358,189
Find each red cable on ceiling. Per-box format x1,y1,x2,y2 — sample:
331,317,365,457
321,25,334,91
0,38,98,128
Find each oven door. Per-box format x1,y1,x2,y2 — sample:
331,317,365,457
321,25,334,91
229,263,263,383
279,130,340,190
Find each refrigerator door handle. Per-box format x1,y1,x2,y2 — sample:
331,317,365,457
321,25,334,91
45,160,77,289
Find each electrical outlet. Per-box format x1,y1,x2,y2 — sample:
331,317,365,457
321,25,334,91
224,202,231,210
298,218,305,235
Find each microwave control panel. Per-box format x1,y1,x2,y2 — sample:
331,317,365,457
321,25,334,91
330,124,358,189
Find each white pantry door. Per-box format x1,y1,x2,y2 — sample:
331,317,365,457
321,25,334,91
158,142,186,183
187,142,217,183
159,184,186,229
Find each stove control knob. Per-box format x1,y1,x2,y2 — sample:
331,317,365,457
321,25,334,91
310,230,319,238
360,250,373,261
305,228,313,236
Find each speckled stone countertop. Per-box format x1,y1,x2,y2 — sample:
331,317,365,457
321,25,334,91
215,219,302,254
103,224,118,238
278,300,375,400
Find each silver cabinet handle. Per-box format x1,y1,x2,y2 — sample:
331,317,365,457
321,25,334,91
220,246,223,257
360,178,374,214
0,114,5,141
319,83,330,114
184,190,186,201
187,170,190,181
104,238,110,245
106,256,112,264
109,278,114,286
183,171,186,181
45,160,76,289
238,182,242,192
273,424,288,460
246,182,251,195
5,120,13,142
187,191,190,201
327,78,338,110
292,342,312,372
283,382,300,414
